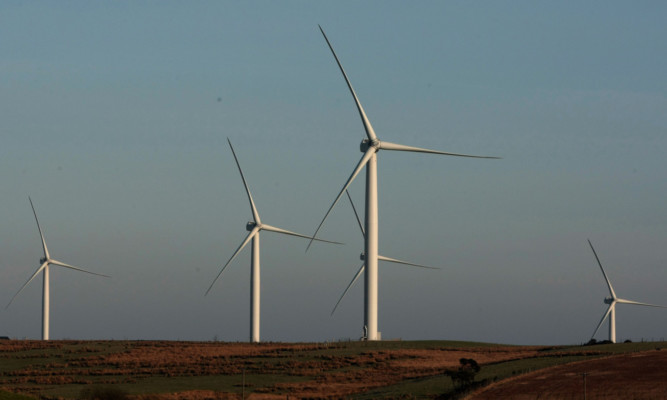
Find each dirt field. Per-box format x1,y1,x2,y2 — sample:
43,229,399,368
467,349,667,400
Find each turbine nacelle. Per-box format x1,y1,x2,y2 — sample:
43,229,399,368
39,257,47,264
246,221,259,231
604,297,614,305
360,138,380,153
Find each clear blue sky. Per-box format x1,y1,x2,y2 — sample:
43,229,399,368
2,1,666,344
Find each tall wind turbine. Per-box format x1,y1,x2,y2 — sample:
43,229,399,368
6,197,110,340
206,139,341,343
309,26,499,340
330,191,439,324
588,239,667,343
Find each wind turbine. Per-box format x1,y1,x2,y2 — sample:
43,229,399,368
309,26,499,340
206,139,341,343
588,239,667,343
330,190,439,325
6,197,110,340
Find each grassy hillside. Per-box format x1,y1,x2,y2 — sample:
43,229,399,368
0,340,663,399
0,391,34,400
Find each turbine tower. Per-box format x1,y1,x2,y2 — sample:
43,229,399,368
207,139,340,343
6,197,110,340
309,26,499,340
330,191,439,323
588,239,667,343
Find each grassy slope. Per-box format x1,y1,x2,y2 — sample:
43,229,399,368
1,340,664,399
0,392,34,400
354,341,667,399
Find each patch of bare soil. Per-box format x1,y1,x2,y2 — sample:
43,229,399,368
467,349,667,400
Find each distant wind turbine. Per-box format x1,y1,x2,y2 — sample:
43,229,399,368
206,139,341,343
6,197,110,340
588,239,667,343
330,190,439,320
308,25,499,340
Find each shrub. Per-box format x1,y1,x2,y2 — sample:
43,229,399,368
444,358,480,387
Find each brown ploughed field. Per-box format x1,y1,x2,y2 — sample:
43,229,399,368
467,349,667,400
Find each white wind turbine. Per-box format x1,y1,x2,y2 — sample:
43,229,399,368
6,197,110,340
309,26,499,341
588,239,667,343
206,139,341,343
330,190,439,325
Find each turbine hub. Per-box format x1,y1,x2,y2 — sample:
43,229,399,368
360,138,380,152
246,221,257,231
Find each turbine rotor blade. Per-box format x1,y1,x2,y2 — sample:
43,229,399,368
345,190,365,237
48,260,110,278
227,138,261,224
307,147,375,251
591,302,615,339
261,224,342,245
377,255,440,270
588,239,617,299
5,262,48,309
379,141,500,159
318,25,378,142
29,197,50,260
616,298,667,308
331,263,365,316
206,227,259,296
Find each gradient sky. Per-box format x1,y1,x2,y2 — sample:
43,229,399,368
2,1,666,345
